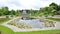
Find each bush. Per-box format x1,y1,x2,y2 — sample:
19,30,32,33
6,15,9,18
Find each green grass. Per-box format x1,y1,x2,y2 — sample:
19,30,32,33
0,25,60,34
0,18,10,24
0,25,14,34
46,18,60,22
15,30,60,34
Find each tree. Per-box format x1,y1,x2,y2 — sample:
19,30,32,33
0,7,9,15
39,6,55,17
56,5,60,11
10,10,16,15
49,2,58,10
15,10,21,16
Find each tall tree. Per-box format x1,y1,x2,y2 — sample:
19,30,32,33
10,10,16,15
0,7,9,15
49,2,58,10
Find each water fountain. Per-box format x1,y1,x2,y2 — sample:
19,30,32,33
19,10,44,28
21,10,30,20
8,10,55,29
22,10,27,14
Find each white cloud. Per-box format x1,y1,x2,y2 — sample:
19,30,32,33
0,0,60,10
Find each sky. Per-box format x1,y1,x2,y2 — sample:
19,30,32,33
0,0,60,10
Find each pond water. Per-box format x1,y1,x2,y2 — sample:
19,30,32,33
19,10,44,28
19,19,44,28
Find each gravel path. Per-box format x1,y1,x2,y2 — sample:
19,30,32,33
2,24,56,32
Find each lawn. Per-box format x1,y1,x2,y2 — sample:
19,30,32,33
46,18,60,22
0,25,14,34
0,18,10,24
0,25,60,34
15,30,60,34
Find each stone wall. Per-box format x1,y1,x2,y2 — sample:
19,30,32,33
52,15,60,18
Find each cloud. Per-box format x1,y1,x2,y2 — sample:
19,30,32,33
0,0,60,10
